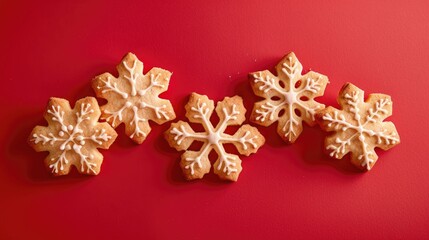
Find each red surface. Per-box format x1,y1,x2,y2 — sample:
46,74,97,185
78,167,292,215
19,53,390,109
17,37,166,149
1,1,428,239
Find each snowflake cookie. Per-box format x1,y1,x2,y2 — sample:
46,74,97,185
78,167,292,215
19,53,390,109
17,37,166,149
28,97,117,176
165,93,265,181
249,52,329,143
316,83,400,170
92,53,176,144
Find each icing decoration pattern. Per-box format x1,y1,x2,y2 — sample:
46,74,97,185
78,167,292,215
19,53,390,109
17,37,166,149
317,83,400,170
92,52,176,144
165,93,265,181
249,52,329,143
29,97,117,175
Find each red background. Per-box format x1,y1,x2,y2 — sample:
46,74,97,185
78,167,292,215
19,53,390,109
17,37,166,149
1,1,428,239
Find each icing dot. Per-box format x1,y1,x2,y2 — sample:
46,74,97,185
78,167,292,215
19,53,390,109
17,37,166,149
61,125,68,132
359,135,365,141
68,125,73,131
59,131,64,137
80,140,85,145
125,101,132,107
207,132,220,145
284,91,297,104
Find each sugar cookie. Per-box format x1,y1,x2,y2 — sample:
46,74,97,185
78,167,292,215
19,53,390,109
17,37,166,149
165,93,265,181
29,97,117,175
92,53,175,144
316,83,400,170
249,52,329,143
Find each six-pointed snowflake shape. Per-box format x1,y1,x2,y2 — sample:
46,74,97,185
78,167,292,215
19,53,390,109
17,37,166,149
165,93,265,181
92,52,176,144
28,97,117,175
316,83,400,170
249,52,329,143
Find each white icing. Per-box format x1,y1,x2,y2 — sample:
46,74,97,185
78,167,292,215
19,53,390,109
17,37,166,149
73,143,96,174
281,57,300,80
32,103,113,174
123,60,139,96
138,73,165,96
97,76,128,99
130,105,146,138
190,100,212,130
255,101,276,121
304,77,322,93
184,144,210,175
170,99,259,176
104,101,132,127
140,102,170,120
217,154,238,175
322,91,399,170
207,132,221,145
254,74,277,93
170,125,194,145
252,56,325,142
284,90,297,105
237,131,257,150
49,151,68,172
282,104,300,141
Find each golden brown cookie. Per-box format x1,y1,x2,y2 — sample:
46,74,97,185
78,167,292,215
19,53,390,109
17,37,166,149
28,97,117,175
316,83,400,170
92,52,175,144
165,93,265,181
249,52,329,143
